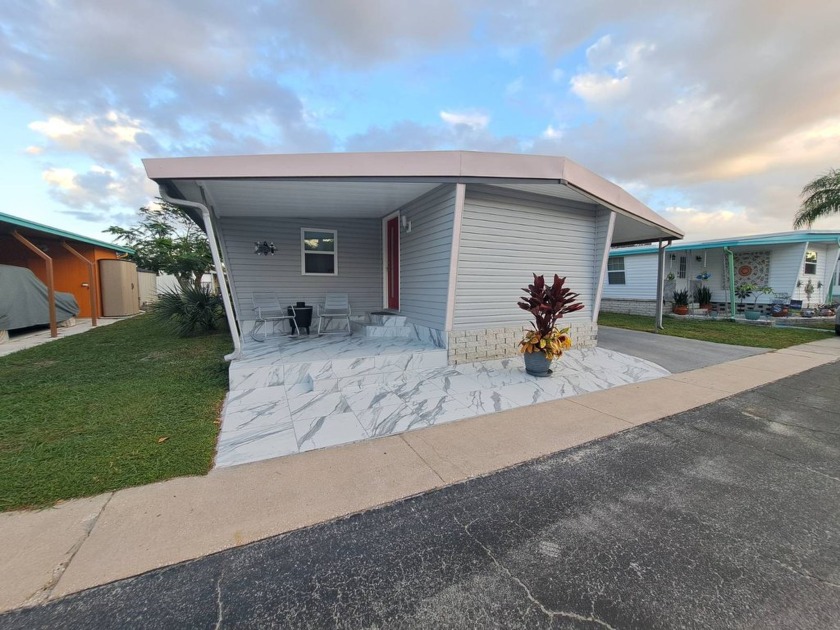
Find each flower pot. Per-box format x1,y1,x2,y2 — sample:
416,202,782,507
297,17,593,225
699,303,712,310
673,305,689,315
523,350,553,377
744,310,761,320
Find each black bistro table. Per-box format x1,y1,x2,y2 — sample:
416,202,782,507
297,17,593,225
288,305,314,335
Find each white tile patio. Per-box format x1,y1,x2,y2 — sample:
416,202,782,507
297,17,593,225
215,334,671,468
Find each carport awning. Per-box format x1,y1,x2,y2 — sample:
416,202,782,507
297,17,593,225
143,151,684,246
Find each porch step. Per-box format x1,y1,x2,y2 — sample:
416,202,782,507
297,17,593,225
351,322,414,338
369,313,407,327
351,312,413,338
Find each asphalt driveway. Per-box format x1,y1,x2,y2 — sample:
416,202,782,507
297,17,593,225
597,325,769,373
2,362,838,629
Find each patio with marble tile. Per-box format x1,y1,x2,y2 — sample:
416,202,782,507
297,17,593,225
215,341,671,468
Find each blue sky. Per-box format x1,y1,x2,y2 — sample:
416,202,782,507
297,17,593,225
2,0,840,243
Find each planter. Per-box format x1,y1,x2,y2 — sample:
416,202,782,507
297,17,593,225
673,306,689,315
699,303,712,310
770,304,788,317
744,310,761,320
523,350,553,377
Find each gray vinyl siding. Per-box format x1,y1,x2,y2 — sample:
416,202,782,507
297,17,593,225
397,185,456,330
453,185,597,329
592,208,613,318
602,253,660,300
217,216,382,321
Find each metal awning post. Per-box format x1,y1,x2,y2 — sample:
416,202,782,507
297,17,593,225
723,247,737,319
654,239,667,330
12,230,57,337
61,241,98,326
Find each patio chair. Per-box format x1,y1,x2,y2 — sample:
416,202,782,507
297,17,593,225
317,293,352,335
251,293,299,342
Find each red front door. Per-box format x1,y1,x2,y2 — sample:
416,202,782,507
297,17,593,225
386,217,400,310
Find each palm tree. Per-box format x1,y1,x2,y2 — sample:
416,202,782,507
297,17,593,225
793,168,840,228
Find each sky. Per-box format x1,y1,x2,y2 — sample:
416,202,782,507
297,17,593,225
2,0,840,244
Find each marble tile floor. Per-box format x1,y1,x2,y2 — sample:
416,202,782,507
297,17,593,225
229,334,448,391
215,346,671,468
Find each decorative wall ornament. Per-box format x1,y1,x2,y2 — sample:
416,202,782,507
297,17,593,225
254,241,276,256
724,251,770,288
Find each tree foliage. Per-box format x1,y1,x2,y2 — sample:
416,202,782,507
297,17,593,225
106,200,213,290
793,168,840,229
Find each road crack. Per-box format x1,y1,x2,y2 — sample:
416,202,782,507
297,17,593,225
773,560,840,589
24,492,114,607
214,569,226,629
455,516,619,629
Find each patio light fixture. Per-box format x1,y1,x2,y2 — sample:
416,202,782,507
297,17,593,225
254,240,276,256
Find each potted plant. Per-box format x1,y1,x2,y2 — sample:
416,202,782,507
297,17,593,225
743,285,773,320
672,290,689,315
734,283,754,313
694,286,712,310
518,274,584,377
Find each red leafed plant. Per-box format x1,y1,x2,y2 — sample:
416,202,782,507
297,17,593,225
518,274,584,337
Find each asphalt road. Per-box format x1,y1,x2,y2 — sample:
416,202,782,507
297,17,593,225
597,325,769,373
2,363,839,629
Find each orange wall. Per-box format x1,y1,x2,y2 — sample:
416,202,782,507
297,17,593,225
0,235,122,318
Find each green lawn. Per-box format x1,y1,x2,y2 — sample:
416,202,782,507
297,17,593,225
0,315,231,512
598,312,833,349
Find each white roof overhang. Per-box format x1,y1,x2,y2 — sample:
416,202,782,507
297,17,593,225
143,151,684,245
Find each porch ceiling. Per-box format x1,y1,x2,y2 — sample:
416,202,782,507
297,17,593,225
198,180,441,218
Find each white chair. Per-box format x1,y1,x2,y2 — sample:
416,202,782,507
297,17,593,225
251,293,299,342
317,293,352,335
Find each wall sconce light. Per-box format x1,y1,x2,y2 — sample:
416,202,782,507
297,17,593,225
254,241,276,256
695,256,703,262
670,254,676,261
401,215,412,233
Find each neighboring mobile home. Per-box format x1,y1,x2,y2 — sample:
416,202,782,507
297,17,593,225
602,231,840,316
143,151,683,362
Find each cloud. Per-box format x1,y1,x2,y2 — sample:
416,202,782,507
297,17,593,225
2,0,840,240
541,125,564,140
440,110,490,130
345,117,520,153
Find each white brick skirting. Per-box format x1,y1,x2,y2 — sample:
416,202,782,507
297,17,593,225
447,321,598,363
600,298,658,317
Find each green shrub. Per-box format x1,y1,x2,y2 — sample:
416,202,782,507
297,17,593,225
151,285,226,336
694,286,712,305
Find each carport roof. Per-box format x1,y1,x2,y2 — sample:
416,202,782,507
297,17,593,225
610,230,840,256
143,150,684,245
0,211,134,254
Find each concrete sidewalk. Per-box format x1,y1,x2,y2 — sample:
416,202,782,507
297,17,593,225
1,337,838,613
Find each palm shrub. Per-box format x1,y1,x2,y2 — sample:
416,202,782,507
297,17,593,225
151,285,226,336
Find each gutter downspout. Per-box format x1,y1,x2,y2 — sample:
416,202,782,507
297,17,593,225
654,238,667,330
158,187,241,361
827,238,840,303
723,247,736,319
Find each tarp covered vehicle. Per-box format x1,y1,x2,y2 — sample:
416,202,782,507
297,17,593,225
0,264,80,331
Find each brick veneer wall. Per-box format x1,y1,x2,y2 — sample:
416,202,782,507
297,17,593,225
446,321,598,363
600,298,658,316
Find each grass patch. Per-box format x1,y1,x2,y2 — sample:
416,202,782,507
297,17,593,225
0,315,231,512
599,312,832,349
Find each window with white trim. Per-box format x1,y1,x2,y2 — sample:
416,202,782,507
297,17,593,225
607,257,626,285
804,250,817,275
301,229,337,275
